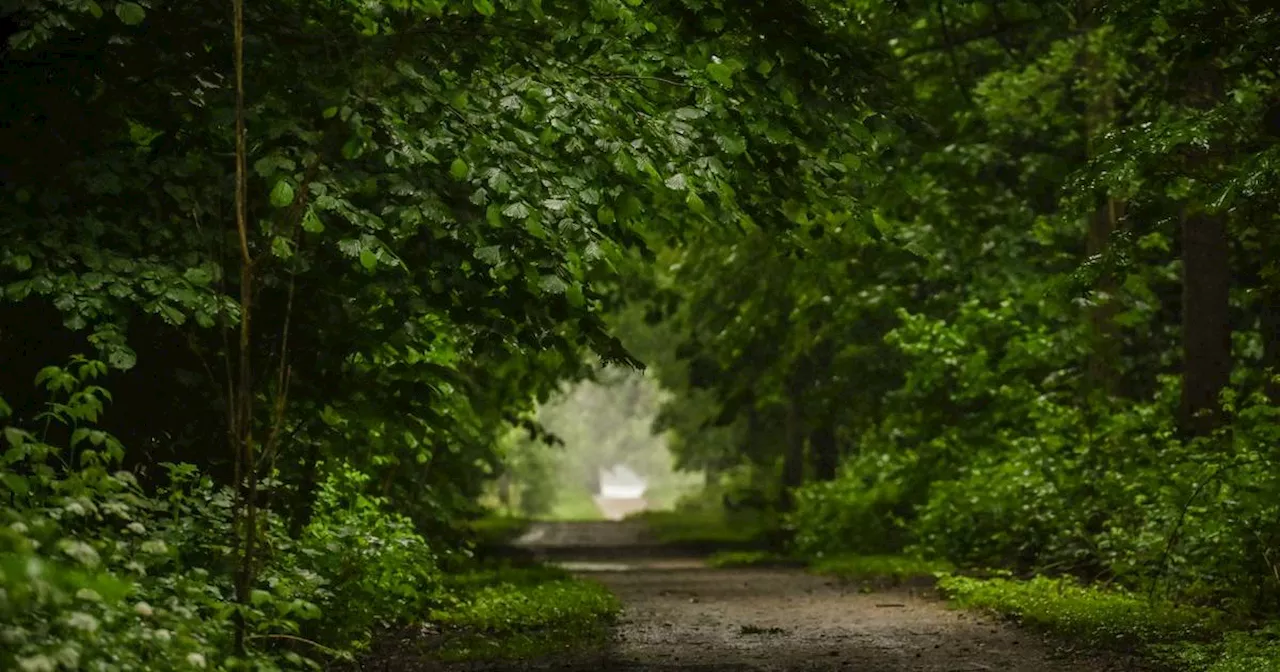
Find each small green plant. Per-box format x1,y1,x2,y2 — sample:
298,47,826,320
937,575,1224,648
427,565,620,661
808,554,954,581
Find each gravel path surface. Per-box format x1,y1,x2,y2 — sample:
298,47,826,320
580,561,1139,671
438,522,1148,671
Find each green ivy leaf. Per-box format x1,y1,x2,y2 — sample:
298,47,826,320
115,2,145,25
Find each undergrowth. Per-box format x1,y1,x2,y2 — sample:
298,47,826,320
629,509,775,547
427,564,619,661
808,554,954,581
937,574,1280,671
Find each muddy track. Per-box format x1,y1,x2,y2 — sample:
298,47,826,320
444,522,1150,671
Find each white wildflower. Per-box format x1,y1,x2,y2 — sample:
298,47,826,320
186,652,207,668
64,611,99,633
134,601,154,617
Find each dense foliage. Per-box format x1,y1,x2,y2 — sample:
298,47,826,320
6,0,1280,667
1,0,880,667
624,0,1280,623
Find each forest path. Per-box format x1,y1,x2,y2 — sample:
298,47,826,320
466,521,1144,671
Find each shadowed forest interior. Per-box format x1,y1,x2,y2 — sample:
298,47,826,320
3,0,1280,670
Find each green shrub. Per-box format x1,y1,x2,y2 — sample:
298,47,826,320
287,464,442,652
788,450,917,557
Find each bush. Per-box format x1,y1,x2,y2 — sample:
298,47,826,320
287,464,442,652
788,450,917,557
1,360,448,670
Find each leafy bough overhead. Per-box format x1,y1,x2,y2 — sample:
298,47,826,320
0,0,887,658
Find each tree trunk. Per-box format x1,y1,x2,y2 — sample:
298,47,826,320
809,424,838,481
1180,209,1232,434
1262,284,1280,404
1082,0,1123,396
780,397,805,510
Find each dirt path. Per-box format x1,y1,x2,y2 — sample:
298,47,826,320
584,562,1137,671
468,522,1146,671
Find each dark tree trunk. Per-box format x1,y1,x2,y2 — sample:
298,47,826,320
780,397,805,510
1082,0,1123,396
1180,209,1232,434
1263,285,1280,404
809,425,838,481
1086,201,1123,395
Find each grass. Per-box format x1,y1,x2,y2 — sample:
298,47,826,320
938,575,1221,647
425,563,620,662
628,509,776,546
807,554,954,581
465,514,531,546
548,488,605,521
936,574,1280,671
706,550,795,568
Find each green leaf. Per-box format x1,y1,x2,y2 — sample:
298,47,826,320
502,202,531,219
664,173,688,191
706,62,733,88
115,2,145,25
10,254,31,272
3,427,27,448
475,245,502,265
359,248,377,271
271,236,293,259
107,347,137,371
597,205,616,225
450,158,469,180
183,266,213,286
269,181,295,208
0,396,10,418
686,191,706,214
1,473,30,495
473,0,495,15
86,1,104,18
302,209,324,233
